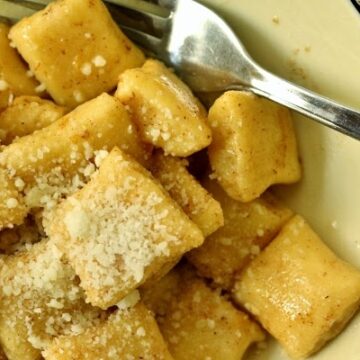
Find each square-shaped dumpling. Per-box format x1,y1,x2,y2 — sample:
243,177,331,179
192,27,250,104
115,59,212,156
149,266,264,360
9,0,145,108
0,96,66,145
208,91,301,202
187,179,292,288
0,23,39,111
0,240,104,360
233,215,360,359
43,303,173,360
48,147,204,309
0,93,149,217
150,152,223,237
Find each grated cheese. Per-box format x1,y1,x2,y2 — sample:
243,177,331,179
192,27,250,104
0,79,9,91
81,63,92,76
35,83,46,93
92,55,107,67
116,290,140,310
6,197,18,209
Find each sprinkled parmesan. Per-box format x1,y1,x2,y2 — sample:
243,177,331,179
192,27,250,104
35,83,46,93
6,198,18,209
136,326,146,337
257,228,265,237
73,90,84,103
14,177,25,190
0,79,9,91
42,303,170,359
0,241,106,351
49,148,202,308
92,55,107,67
149,128,161,141
81,62,92,76
94,149,109,168
116,290,140,310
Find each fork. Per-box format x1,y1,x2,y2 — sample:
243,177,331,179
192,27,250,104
2,0,360,140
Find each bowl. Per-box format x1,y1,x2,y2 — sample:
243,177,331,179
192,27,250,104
201,0,360,359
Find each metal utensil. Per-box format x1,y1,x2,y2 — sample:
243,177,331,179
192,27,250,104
2,0,360,140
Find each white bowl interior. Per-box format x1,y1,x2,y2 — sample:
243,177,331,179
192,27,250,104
201,0,360,358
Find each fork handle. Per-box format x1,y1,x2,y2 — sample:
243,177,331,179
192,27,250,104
248,68,360,140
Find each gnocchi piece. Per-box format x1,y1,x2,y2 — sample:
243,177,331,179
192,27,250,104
187,179,292,288
9,0,145,108
233,215,360,359
150,152,224,237
0,96,67,145
0,240,105,360
148,266,264,360
48,147,204,309
0,93,149,218
115,59,212,156
0,168,27,229
43,302,174,360
208,91,301,202
0,23,39,111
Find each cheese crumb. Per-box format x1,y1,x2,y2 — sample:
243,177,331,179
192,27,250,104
81,63,92,76
256,228,265,237
35,83,46,93
149,128,160,141
64,204,91,239
94,150,109,168
272,15,280,24
62,313,72,322
6,198,18,209
73,90,84,103
14,177,25,190
92,55,107,67
0,79,9,91
136,326,146,337
116,290,140,310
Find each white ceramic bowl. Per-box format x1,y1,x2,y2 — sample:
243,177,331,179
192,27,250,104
201,0,360,359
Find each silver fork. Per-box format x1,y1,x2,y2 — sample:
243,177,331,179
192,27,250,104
2,0,360,140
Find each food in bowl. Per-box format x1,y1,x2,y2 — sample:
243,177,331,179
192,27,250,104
0,0,360,359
